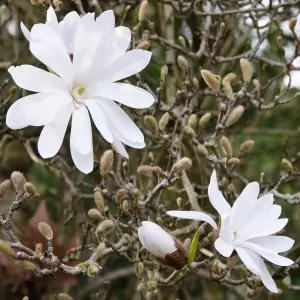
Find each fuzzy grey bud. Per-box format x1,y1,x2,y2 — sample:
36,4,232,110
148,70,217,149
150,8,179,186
88,208,102,220
177,55,189,70
240,58,253,82
201,70,220,93
144,115,158,134
220,136,232,158
225,105,244,127
184,125,196,137
159,112,170,131
100,150,114,177
94,190,105,213
199,112,211,127
96,220,115,236
171,157,192,172
138,0,148,22
227,157,240,165
240,140,254,154
188,114,197,130
11,171,26,195
197,144,208,156
282,158,293,172
38,222,53,240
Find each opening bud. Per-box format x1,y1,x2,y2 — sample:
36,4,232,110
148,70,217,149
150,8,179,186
171,157,192,172
138,0,148,22
144,115,158,134
201,70,220,93
240,58,253,82
225,105,244,127
38,222,53,240
100,150,114,177
96,220,115,236
220,136,232,158
159,112,170,131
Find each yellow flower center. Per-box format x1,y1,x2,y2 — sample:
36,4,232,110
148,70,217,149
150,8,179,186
72,86,86,101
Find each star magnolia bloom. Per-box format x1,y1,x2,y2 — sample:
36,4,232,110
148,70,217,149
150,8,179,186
167,170,294,293
7,8,154,173
138,221,186,269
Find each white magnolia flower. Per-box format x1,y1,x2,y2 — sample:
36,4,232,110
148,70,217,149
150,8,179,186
7,8,154,173
167,170,294,293
138,221,186,269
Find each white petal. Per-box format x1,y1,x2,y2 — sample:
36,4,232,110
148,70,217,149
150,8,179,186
46,6,59,29
96,10,115,28
81,13,95,26
219,214,235,243
85,99,113,143
235,247,278,293
30,26,73,83
87,83,154,109
248,236,294,253
242,242,294,266
70,135,94,174
139,221,177,259
21,22,31,41
229,182,259,231
8,65,67,93
214,237,234,257
70,105,92,154
112,135,129,158
114,26,131,54
38,103,73,158
97,98,144,143
6,92,72,129
208,170,232,217
86,50,152,86
166,210,218,229
59,11,80,53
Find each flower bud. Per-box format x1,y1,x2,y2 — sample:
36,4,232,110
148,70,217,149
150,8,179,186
96,220,115,236
144,115,158,134
137,165,156,177
199,112,211,127
159,112,170,131
24,182,37,197
188,114,197,130
171,157,192,172
201,70,220,93
220,136,232,158
289,17,297,31
35,243,43,257
192,77,199,89
282,158,293,172
137,282,145,292
53,0,63,9
223,82,233,98
225,105,244,127
22,297,29,300
160,65,168,81
122,199,129,212
11,171,26,195
131,187,141,198
240,140,254,154
0,179,10,201
88,208,102,220
87,264,100,277
146,280,158,291
136,40,150,50
227,157,240,165
31,0,40,5
240,58,253,82
0,240,15,256
115,188,127,204
100,150,114,177
197,144,208,156
277,36,283,48
184,125,195,137
222,73,237,85
138,0,148,22
58,294,73,300
38,222,53,240
96,242,106,259
177,55,189,70
137,262,144,275
253,79,260,89
176,197,182,208
178,36,186,48
94,190,105,213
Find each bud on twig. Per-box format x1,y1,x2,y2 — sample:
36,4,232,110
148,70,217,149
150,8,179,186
38,222,53,240
0,240,15,256
171,157,192,172
0,179,10,200
137,165,160,177
138,0,148,22
122,199,129,212
192,77,199,89
282,158,293,172
53,0,63,9
177,55,189,70
137,262,144,275
178,36,186,48
220,136,232,158
201,70,220,93
199,112,211,127
176,197,182,208
24,182,37,197
35,243,43,257
289,17,297,31
160,65,168,81
94,190,105,213
225,105,244,127
58,293,74,300
100,150,114,177
136,40,150,50
188,114,197,130
197,144,208,156
240,58,253,82
159,112,170,131
88,208,102,220
184,125,196,137
96,242,106,259
227,157,240,165
115,188,127,204
87,264,100,277
240,140,254,154
96,220,115,236
144,115,158,134
11,171,26,195
223,73,237,85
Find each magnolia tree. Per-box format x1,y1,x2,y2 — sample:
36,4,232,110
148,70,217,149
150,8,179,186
0,0,300,299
